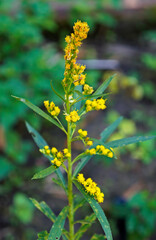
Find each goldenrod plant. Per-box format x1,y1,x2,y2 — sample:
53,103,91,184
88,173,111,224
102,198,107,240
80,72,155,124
13,20,156,240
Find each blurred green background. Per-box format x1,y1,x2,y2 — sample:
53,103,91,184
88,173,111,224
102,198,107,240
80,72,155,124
0,0,156,239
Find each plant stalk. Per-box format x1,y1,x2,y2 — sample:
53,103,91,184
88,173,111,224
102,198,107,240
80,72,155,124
67,98,74,239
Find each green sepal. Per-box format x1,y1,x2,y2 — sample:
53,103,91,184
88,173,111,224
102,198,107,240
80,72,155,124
48,206,68,240
12,95,64,131
74,213,96,240
32,165,57,180
25,122,67,192
74,181,113,240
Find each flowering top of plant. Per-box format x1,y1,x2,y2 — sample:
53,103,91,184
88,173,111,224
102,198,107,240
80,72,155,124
63,20,89,89
77,173,104,203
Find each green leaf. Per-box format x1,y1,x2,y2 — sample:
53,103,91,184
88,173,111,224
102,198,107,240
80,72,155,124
100,116,123,142
30,198,56,222
86,93,109,100
25,122,67,192
74,181,113,240
37,230,49,240
32,165,56,179
12,96,63,130
74,213,96,240
104,135,156,148
48,206,68,240
93,74,116,96
0,157,15,180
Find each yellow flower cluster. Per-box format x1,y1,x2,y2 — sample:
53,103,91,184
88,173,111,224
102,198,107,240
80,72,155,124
63,20,89,88
73,73,86,86
77,173,104,203
65,110,80,123
85,98,107,112
44,100,60,117
83,84,94,95
86,145,114,158
78,129,93,146
40,146,71,168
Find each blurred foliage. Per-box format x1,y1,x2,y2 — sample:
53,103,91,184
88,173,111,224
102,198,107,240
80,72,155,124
106,110,156,164
111,192,156,240
104,72,144,101
142,30,156,43
10,193,34,224
127,192,156,240
0,0,65,183
142,53,156,71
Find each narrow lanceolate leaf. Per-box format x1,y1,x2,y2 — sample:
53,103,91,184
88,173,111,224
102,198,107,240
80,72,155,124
25,122,67,192
12,96,62,130
48,206,68,240
104,135,156,148
74,181,113,240
74,213,96,240
30,198,56,222
93,74,116,96
100,116,123,142
32,165,57,180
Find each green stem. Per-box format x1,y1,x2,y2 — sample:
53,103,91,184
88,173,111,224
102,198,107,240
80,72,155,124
67,98,74,240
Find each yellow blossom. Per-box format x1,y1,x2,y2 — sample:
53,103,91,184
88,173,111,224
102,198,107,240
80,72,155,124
89,148,96,155
65,111,80,123
78,129,88,137
87,140,93,146
77,173,104,203
51,147,58,155
85,98,107,112
77,173,85,184
63,20,89,88
44,100,60,117
83,84,94,95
